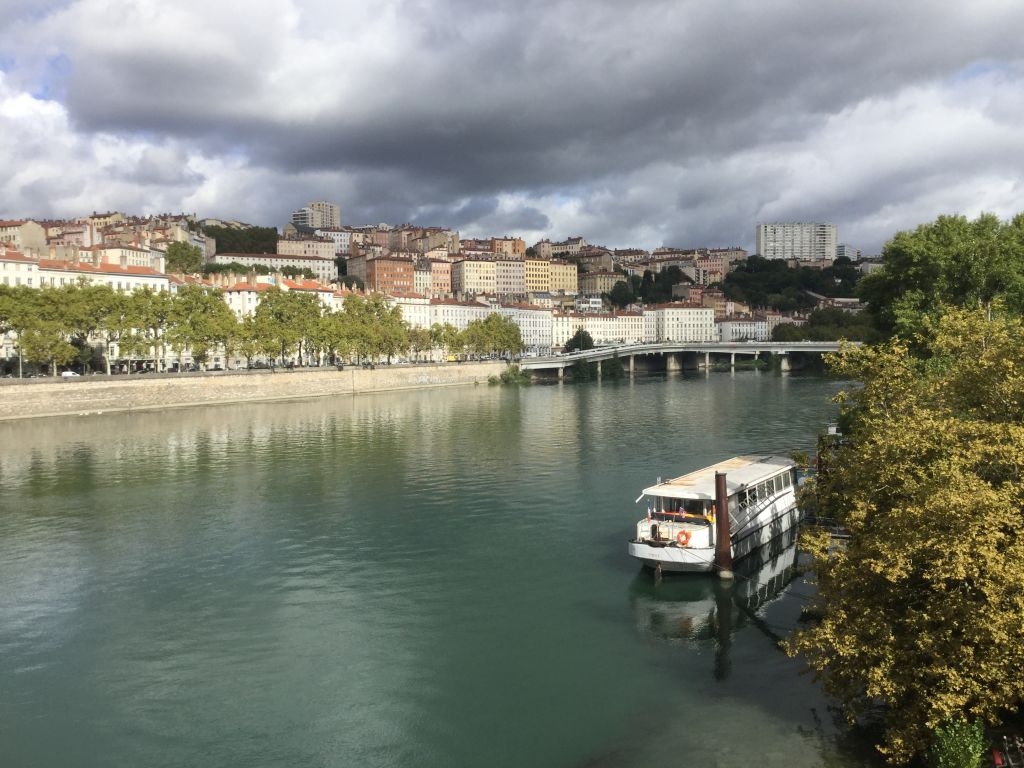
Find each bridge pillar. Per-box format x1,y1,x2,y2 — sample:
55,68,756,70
730,353,736,369
666,353,682,373
628,355,635,376
778,353,791,372
704,351,710,369
557,366,564,381
596,360,602,379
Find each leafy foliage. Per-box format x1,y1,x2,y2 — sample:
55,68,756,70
488,364,531,385
723,255,861,312
788,308,1024,763
165,242,204,274
772,307,879,342
202,225,278,255
563,327,594,353
462,314,524,358
927,719,985,768
858,212,1024,338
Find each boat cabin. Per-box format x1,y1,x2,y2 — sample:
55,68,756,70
641,455,796,517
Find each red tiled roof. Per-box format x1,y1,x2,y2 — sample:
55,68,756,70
38,259,164,278
223,282,276,293
281,279,332,292
0,249,35,262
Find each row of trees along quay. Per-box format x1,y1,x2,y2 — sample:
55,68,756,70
786,212,1024,767
0,283,525,375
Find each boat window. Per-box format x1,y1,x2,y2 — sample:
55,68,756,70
782,472,791,488
682,499,704,515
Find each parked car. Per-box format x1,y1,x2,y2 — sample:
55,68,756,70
60,370,81,378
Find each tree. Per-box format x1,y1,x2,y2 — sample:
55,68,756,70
788,308,1024,763
130,288,174,372
430,322,461,359
23,285,85,374
563,327,594,353
165,242,204,274
252,288,320,365
770,308,878,342
407,327,432,362
461,314,523,359
280,266,315,279
202,225,278,254
166,285,237,369
233,315,264,369
859,212,1024,338
0,285,39,376
607,280,634,308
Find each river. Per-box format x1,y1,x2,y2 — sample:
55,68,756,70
0,372,879,767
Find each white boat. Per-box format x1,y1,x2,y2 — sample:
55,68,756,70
627,454,800,573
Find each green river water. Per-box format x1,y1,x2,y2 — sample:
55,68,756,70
0,372,881,767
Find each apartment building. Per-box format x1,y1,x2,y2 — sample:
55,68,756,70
524,258,551,293
277,238,336,261
494,259,525,295
214,252,337,285
756,222,837,261
499,303,553,355
0,249,40,287
452,259,496,295
0,220,47,256
491,237,526,257
549,260,578,293
292,201,340,229
365,256,416,295
579,270,622,295
653,304,717,342
552,311,644,347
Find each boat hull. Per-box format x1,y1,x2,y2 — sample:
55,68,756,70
629,504,801,573
627,541,715,572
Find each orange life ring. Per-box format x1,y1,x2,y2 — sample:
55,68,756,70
676,530,691,546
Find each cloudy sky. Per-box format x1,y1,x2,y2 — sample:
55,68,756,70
1,0,1023,253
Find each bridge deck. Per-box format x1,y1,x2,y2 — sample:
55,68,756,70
519,341,848,370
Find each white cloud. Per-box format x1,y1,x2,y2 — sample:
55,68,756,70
1,0,1024,253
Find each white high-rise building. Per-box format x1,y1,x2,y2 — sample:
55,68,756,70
292,201,340,229
755,222,837,261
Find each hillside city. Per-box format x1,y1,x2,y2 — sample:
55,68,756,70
0,203,874,373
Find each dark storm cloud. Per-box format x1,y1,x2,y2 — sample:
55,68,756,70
2,0,1024,251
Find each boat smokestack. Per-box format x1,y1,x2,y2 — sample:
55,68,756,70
714,471,734,580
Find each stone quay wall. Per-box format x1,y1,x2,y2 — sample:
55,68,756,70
0,362,507,422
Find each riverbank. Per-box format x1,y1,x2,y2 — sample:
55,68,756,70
0,361,506,421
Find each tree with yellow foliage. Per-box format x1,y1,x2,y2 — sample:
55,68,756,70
789,307,1024,764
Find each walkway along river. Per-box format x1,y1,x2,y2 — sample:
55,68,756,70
0,372,882,767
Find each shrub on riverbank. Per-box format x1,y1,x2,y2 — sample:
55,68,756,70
928,719,985,768
488,364,531,386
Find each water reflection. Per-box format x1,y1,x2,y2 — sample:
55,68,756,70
629,527,803,673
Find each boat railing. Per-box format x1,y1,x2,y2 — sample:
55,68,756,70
732,490,784,533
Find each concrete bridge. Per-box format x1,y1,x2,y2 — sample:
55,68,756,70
519,341,850,378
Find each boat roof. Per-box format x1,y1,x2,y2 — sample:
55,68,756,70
642,455,795,500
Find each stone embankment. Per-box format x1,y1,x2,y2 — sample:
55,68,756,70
0,362,507,422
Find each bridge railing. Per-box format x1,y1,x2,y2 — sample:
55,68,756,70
520,340,851,366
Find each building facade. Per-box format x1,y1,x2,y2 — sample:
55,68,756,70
452,259,497,295
755,222,837,261
292,201,340,229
